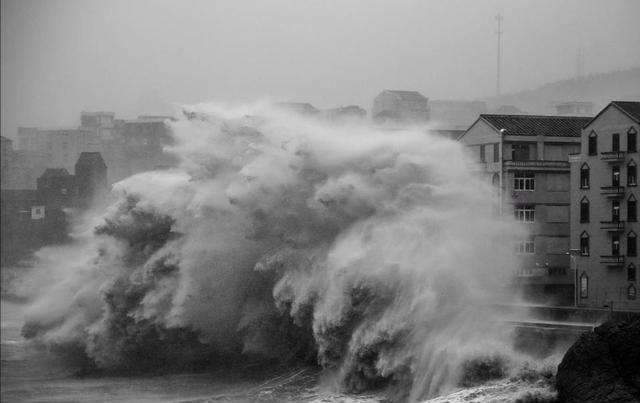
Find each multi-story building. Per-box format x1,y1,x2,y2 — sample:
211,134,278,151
120,116,176,177
1,136,13,187
372,90,429,123
569,101,640,311
17,126,101,173
459,114,591,304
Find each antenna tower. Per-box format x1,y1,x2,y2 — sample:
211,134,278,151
496,14,503,97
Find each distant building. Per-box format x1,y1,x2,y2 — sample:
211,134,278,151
120,116,176,177
0,135,48,190
372,90,429,123
276,102,320,116
80,111,116,140
459,114,591,305
17,126,100,173
323,105,367,122
1,136,13,187
556,101,594,117
75,152,108,208
492,105,527,115
570,101,640,311
36,168,76,244
0,189,41,265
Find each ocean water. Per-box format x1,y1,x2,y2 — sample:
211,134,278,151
2,298,383,403
2,298,558,403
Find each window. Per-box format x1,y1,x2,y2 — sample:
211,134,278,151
628,127,637,152
613,200,621,222
580,164,590,188
612,235,621,256
628,231,637,257
493,143,499,162
588,131,597,156
515,239,535,254
628,161,637,186
514,204,535,223
580,232,590,256
580,197,590,223
629,264,637,282
628,284,637,300
480,145,486,162
514,172,535,191
628,196,637,222
512,144,530,161
612,133,620,152
580,272,588,298
613,166,621,186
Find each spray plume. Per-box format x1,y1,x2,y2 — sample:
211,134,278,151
18,102,525,401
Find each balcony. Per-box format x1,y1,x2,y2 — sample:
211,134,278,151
600,221,625,232
600,186,625,197
517,267,548,278
600,151,626,162
600,255,625,267
504,160,569,171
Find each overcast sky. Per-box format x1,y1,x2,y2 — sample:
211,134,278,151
2,0,640,138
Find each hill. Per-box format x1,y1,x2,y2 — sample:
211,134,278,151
484,67,640,115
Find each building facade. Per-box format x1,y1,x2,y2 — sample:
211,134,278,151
459,114,591,305
569,101,640,311
17,126,101,174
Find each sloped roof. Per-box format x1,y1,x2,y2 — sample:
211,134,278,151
383,90,428,102
76,152,105,166
582,101,640,129
40,168,71,178
480,114,591,137
611,101,640,122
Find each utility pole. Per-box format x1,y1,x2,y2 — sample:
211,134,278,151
496,14,503,97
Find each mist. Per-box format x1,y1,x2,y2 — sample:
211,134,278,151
2,0,640,137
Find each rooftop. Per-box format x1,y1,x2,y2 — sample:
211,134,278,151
39,168,71,178
480,114,592,137
381,90,428,102
76,152,106,167
611,101,640,122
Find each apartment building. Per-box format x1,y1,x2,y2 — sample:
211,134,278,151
569,101,640,311
459,114,591,304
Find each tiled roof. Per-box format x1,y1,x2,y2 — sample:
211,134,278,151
480,114,591,137
384,90,428,102
612,101,640,122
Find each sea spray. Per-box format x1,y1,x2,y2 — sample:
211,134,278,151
18,102,527,401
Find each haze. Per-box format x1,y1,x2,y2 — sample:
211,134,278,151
2,0,639,138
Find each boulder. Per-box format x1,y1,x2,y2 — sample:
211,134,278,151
556,316,640,403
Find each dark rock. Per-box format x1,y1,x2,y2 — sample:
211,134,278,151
556,316,640,403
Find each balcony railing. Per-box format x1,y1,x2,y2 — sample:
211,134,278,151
600,151,626,161
600,255,625,266
600,221,625,232
600,186,625,197
504,160,569,170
